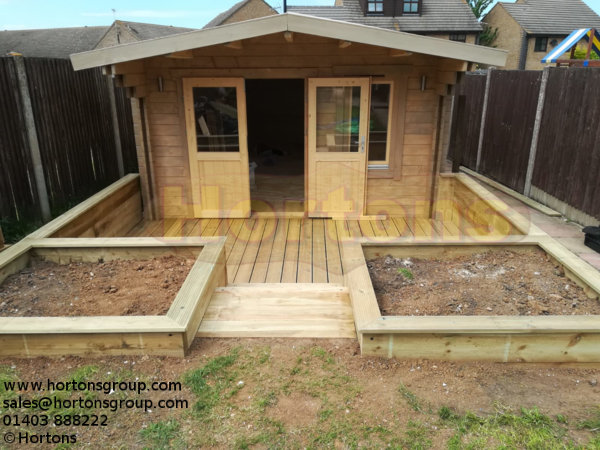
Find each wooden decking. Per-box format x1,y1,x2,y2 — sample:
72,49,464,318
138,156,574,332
126,217,464,284
197,284,356,338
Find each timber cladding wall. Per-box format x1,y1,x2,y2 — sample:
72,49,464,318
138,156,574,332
0,57,137,224
137,32,447,218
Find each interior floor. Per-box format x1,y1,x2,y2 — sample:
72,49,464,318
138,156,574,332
246,79,305,214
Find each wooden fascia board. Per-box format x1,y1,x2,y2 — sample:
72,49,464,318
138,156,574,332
286,14,508,67
70,14,289,71
70,13,508,71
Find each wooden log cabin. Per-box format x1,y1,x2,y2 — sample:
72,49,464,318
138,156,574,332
70,14,507,221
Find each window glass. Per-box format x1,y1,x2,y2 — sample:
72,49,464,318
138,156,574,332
316,86,362,153
368,84,391,163
368,0,383,13
403,0,419,13
450,34,467,43
192,87,240,152
535,37,548,52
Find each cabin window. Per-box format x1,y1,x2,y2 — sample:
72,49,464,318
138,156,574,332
367,0,384,13
368,82,393,167
450,34,467,43
534,37,549,52
192,86,240,152
316,86,362,153
403,0,419,14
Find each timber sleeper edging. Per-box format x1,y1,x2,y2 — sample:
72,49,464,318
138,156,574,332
0,237,227,358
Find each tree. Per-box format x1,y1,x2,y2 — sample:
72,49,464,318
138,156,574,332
574,46,600,60
467,0,495,20
479,25,499,47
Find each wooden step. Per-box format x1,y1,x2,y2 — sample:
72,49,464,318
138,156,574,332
197,284,356,339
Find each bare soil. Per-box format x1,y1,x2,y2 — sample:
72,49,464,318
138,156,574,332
368,249,600,317
3,338,600,449
0,256,195,317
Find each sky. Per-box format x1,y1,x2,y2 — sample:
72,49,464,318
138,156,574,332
1,0,600,31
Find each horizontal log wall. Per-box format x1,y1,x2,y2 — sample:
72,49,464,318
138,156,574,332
136,33,449,218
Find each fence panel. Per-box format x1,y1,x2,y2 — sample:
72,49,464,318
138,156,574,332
25,58,120,208
0,58,38,221
0,57,138,224
453,72,487,170
532,68,600,220
479,70,542,194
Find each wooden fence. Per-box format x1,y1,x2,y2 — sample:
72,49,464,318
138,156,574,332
450,67,600,223
0,56,137,224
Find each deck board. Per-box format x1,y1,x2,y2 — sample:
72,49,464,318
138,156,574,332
297,219,313,283
265,219,289,283
282,219,301,283
128,217,495,284
312,220,328,283
325,220,344,284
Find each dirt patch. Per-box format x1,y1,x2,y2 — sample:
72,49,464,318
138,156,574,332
0,256,195,317
267,392,322,428
368,249,600,316
2,339,600,449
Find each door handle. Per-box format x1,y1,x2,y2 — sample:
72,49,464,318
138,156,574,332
360,136,366,153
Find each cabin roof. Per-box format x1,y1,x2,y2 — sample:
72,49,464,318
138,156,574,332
70,13,508,70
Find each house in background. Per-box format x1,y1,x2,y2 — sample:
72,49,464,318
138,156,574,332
95,21,197,49
288,0,482,44
203,0,279,29
0,26,110,58
483,0,600,70
1,0,277,57
0,22,197,57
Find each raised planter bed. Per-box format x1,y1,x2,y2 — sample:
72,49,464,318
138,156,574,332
0,237,226,358
341,239,600,363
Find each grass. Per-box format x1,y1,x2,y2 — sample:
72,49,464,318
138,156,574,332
140,418,181,450
579,407,600,432
3,346,600,449
399,420,433,450
398,268,414,280
439,404,600,449
182,347,240,418
399,382,424,413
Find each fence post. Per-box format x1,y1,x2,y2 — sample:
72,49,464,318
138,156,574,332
475,67,493,173
451,95,467,173
12,55,52,223
107,76,125,178
523,67,550,198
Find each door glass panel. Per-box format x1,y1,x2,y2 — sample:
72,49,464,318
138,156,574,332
316,86,361,153
192,87,240,152
368,83,391,162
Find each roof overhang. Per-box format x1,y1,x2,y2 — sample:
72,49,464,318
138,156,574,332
70,13,508,70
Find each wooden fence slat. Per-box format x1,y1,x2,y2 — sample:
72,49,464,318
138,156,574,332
0,56,138,225
452,67,600,221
